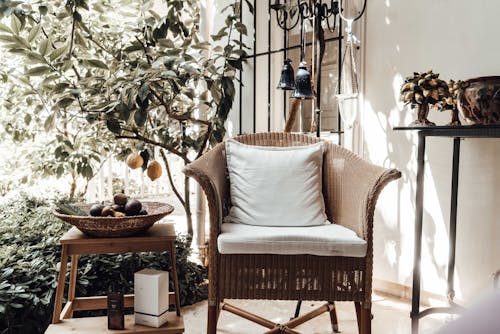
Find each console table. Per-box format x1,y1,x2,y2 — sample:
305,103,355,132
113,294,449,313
393,124,500,334
46,223,184,334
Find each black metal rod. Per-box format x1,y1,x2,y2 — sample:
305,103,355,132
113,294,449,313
337,17,342,145
243,36,342,60
283,0,287,121
447,137,461,302
239,0,243,134
267,0,272,132
315,14,322,138
411,131,426,334
253,0,257,133
293,300,302,319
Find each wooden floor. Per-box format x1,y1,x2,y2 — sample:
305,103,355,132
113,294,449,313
45,313,183,334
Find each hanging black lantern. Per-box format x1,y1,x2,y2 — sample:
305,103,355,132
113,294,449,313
277,58,295,90
292,61,314,99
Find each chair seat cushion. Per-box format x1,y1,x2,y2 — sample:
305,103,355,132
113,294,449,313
217,223,367,257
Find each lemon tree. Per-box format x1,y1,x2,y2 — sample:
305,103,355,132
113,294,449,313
0,0,251,236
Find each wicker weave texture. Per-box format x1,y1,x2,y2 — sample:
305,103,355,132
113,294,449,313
53,202,174,237
219,254,366,302
183,132,401,333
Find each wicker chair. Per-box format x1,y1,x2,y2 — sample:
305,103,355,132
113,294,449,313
183,132,401,334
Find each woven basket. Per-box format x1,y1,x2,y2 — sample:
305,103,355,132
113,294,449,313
53,201,174,237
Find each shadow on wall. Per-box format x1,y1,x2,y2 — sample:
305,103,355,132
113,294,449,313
362,73,458,298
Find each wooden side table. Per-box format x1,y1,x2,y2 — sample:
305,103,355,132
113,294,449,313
46,223,184,333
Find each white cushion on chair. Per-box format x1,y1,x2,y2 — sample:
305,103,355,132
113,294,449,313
224,139,328,227
217,223,367,257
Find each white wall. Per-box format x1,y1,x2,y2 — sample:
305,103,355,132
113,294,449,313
363,0,500,300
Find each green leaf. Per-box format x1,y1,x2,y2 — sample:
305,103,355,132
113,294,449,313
106,117,121,134
244,0,254,14
14,35,31,49
123,43,143,52
11,15,21,35
0,35,15,43
26,66,51,76
138,82,150,102
157,38,174,48
118,102,131,121
234,22,247,35
49,44,68,61
52,82,70,94
0,22,13,34
26,51,46,64
74,30,87,47
192,41,210,50
56,97,75,109
39,5,48,16
83,59,108,69
28,24,42,43
39,39,50,56
24,114,32,125
44,112,56,132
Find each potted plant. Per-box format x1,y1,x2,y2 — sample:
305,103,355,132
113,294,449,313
438,79,462,126
400,70,449,126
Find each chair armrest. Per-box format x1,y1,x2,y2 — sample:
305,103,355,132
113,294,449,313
323,143,401,242
182,143,229,241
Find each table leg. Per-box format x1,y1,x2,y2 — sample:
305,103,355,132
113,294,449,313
64,255,79,319
169,242,182,316
411,132,426,334
52,244,69,324
447,138,461,303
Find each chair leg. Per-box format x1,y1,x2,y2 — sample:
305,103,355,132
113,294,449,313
354,302,361,332
207,304,218,334
360,303,372,334
328,302,340,333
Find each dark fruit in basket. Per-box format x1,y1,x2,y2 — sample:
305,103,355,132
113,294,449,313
138,209,148,215
113,193,128,206
89,204,105,217
124,199,142,216
101,206,115,217
111,204,125,212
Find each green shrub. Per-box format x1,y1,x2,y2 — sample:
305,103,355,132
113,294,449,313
0,190,207,334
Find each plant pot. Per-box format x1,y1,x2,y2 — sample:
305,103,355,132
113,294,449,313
457,76,500,125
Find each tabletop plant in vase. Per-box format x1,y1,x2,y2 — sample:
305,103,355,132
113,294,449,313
400,70,449,126
438,79,464,126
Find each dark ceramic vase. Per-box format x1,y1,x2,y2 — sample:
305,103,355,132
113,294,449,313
457,76,500,125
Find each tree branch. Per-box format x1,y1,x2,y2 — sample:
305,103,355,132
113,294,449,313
86,35,121,61
67,6,76,60
159,149,185,207
196,123,212,159
115,132,189,163
149,88,211,126
135,36,152,65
